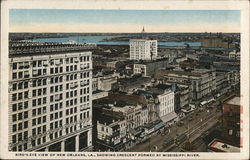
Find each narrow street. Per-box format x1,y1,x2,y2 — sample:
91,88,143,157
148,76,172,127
127,105,221,152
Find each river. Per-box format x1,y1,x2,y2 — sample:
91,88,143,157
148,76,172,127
34,35,201,47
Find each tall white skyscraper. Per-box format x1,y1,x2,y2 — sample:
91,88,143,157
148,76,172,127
129,39,157,60
8,43,93,152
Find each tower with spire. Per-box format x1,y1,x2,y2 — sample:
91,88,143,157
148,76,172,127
141,26,145,33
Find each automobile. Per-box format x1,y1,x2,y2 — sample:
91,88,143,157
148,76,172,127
175,133,187,145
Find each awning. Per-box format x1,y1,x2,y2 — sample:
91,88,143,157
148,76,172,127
160,112,178,123
154,122,166,130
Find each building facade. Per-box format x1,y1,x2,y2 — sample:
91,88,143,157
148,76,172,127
9,43,93,152
155,69,216,101
222,96,241,147
133,58,168,77
130,39,157,60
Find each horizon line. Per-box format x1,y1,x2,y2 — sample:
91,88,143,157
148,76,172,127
9,31,240,34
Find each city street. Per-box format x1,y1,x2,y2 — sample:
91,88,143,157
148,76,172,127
127,103,222,152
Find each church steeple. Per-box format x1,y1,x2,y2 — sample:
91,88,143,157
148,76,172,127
141,26,145,33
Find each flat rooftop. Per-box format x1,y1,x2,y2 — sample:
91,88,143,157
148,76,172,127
226,96,240,106
209,140,240,152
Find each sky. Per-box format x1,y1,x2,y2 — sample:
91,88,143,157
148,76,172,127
9,9,240,33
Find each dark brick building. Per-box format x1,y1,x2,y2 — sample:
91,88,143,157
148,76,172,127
222,95,240,147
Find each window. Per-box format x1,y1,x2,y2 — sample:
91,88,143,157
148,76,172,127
18,72,23,79
12,124,17,132
32,119,36,126
43,79,46,85
24,111,28,119
18,92,23,100
12,93,17,101
13,63,17,70
38,117,41,124
12,135,17,143
43,69,46,75
23,131,28,140
12,104,17,112
37,88,42,96
43,88,47,95
43,98,46,104
12,73,17,79
32,99,36,107
18,123,22,130
12,83,17,91
18,103,22,110
24,82,28,88
24,91,28,99
18,112,22,120
24,121,28,129
32,128,36,136
43,116,46,123
32,109,36,116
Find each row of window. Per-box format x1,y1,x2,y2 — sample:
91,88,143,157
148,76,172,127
50,85,63,93
32,106,46,117
32,79,47,87
50,111,63,121
11,56,90,70
32,116,47,126
12,64,90,80
50,94,63,102
50,102,63,112
12,81,29,91
12,111,28,122
31,136,46,148
12,62,29,70
12,101,28,112
50,76,63,84
32,125,46,136
50,67,63,75
12,121,28,132
50,120,63,130
32,88,47,97
66,90,78,98
12,131,28,143
66,107,77,116
32,97,47,107
12,71,29,80
65,98,78,107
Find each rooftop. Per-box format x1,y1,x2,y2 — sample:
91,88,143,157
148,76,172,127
98,113,123,125
226,96,240,106
208,139,240,152
9,41,96,57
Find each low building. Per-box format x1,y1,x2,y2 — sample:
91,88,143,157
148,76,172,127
92,73,117,92
155,69,216,101
112,75,151,93
149,85,177,123
222,95,241,147
207,139,240,152
93,97,149,150
96,113,127,151
133,58,168,77
134,84,177,124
